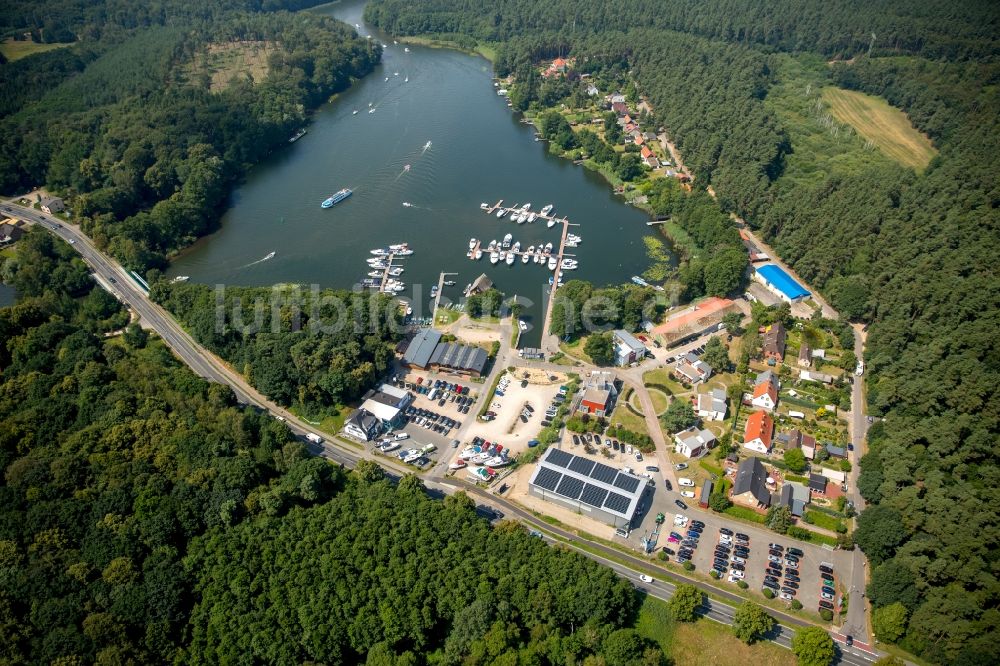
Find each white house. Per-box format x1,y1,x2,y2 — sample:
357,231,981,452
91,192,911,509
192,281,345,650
675,352,713,384
696,388,728,421
344,409,381,441
743,410,774,455
613,329,647,366
750,372,779,411
673,427,717,459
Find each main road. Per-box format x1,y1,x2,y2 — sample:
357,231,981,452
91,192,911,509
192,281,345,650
3,201,882,664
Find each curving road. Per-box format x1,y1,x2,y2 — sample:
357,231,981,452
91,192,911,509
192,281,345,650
3,201,883,664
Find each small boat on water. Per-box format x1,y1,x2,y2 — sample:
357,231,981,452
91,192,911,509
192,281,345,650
498,250,507,263
394,72,399,76
518,319,528,332
371,248,391,256
474,249,483,260
385,77,389,82
547,217,557,228
389,243,409,251
487,239,498,251
534,248,544,264
369,108,376,114
561,259,578,270
522,203,532,211
502,233,513,248
480,202,489,210
352,110,358,115
527,212,537,223
523,245,533,263
288,128,307,143
404,76,409,83
321,188,352,208
402,202,413,207
543,242,553,255
388,267,405,276
368,270,383,278
490,251,500,264
516,210,527,224
444,280,456,286
423,140,432,150
469,238,477,250
403,164,410,172
404,47,410,52
496,207,507,219
430,285,438,297
540,204,554,216
548,256,558,270
172,275,190,283
512,241,521,253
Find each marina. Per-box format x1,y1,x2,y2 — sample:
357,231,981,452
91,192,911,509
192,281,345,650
167,0,660,350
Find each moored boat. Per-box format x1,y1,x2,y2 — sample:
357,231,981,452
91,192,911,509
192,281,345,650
523,245,534,263
474,249,483,260
490,251,499,264
527,212,537,223
502,233,513,248
540,204,554,216
547,256,558,270
469,238,477,250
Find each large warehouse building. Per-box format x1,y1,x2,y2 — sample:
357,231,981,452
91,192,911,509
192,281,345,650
528,448,649,527
401,328,489,377
753,264,810,303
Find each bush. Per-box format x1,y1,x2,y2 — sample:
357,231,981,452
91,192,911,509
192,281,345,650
820,609,834,621
658,550,669,561
710,570,720,579
683,561,694,572
791,599,803,610
762,588,775,599
737,580,749,589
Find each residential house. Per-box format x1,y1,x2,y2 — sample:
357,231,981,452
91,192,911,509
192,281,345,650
808,473,828,496
643,132,657,142
798,343,813,368
825,444,847,459
576,371,618,417
542,57,571,78
696,388,728,421
39,196,64,214
743,410,774,454
762,322,787,363
586,84,599,97
750,371,779,411
467,272,494,295
732,456,772,509
344,408,381,441
359,383,413,430
776,482,810,517
0,221,25,246
640,146,653,160
778,428,816,456
612,329,647,366
800,369,834,384
611,102,628,115
673,426,717,458
609,93,626,104
675,352,713,384
634,134,645,147
644,156,659,168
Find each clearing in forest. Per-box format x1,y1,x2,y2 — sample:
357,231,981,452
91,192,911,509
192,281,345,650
821,87,937,171
186,40,277,92
0,38,72,61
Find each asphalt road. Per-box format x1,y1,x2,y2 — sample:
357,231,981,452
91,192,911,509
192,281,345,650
3,201,885,664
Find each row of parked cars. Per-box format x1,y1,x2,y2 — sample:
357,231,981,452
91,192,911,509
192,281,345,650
404,405,461,434
713,528,751,581
665,514,704,564
572,431,644,462
761,542,807,601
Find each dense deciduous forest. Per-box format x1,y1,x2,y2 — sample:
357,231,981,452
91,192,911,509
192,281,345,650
0,236,648,663
368,1,1000,662
0,2,379,271
152,282,402,414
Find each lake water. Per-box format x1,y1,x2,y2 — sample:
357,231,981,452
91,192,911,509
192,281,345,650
168,0,658,348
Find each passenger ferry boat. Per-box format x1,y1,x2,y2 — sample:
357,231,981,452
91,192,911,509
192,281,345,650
321,188,352,208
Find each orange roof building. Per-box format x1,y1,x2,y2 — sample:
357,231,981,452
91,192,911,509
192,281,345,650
652,296,737,345
743,411,774,454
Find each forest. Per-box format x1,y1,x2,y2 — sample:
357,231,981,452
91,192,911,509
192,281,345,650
0,235,651,663
367,1,1000,663
152,281,401,415
0,2,380,271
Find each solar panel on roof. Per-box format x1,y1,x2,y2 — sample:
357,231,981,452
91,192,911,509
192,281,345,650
533,467,561,491
603,491,631,515
568,456,596,476
556,475,584,500
546,448,573,468
612,474,641,493
580,484,608,508
590,462,617,484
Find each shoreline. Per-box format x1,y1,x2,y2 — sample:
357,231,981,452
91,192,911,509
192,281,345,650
395,35,496,63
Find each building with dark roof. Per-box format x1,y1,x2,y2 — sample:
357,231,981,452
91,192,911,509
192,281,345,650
429,341,488,377
0,222,25,246
39,196,64,214
732,456,771,509
401,328,442,368
762,323,787,363
528,447,649,527
809,473,828,495
699,479,714,508
344,409,381,441
775,482,810,517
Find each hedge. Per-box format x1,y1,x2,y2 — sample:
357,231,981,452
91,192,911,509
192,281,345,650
699,459,723,477
803,510,846,533
785,474,809,484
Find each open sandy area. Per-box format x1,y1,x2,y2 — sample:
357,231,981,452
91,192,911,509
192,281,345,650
470,367,569,457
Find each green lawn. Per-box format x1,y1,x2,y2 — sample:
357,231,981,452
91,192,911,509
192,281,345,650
635,596,791,666
642,368,688,395
610,400,649,434
0,38,72,61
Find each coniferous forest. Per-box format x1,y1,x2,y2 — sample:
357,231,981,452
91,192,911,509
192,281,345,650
366,1,1000,663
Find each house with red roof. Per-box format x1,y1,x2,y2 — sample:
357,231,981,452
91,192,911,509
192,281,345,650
743,411,774,455
750,370,779,411
640,146,654,160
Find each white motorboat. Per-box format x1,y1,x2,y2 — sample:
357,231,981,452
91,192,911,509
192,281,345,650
474,249,483,260
405,76,408,82
502,233,513,248
560,259,578,270
534,248,544,264
469,238,477,250
496,208,507,219
444,280,456,286
490,251,500,264
505,250,516,266
371,248,390,256
516,210,527,224
518,319,528,331
548,256,558,270
172,276,190,283
498,250,507,263
394,72,399,76
385,77,389,82
484,456,510,467
487,239,498,250
404,47,410,52
512,241,521,253
388,267,405,276
540,204,554,216
449,460,467,470
470,453,491,465
395,248,414,256
353,110,358,115
480,202,489,209
544,242,553,254
523,245,533,263
527,212,537,223
389,243,410,251
369,108,376,114
547,217,557,228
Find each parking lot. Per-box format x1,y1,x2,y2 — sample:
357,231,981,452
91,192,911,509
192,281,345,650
470,369,569,459
618,479,850,617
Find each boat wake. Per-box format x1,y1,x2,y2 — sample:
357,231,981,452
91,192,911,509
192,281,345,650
421,140,432,153
394,164,412,181
241,251,276,268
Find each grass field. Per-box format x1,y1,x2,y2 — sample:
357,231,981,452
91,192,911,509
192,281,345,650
822,87,937,171
635,596,791,665
0,39,72,61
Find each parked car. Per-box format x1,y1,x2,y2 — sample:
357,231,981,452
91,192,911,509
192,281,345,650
674,499,688,510
819,600,834,610
821,591,835,600
664,479,673,491
819,565,834,575
674,462,688,470
787,547,804,558
678,477,695,487
645,465,659,473
680,491,695,498
719,527,734,536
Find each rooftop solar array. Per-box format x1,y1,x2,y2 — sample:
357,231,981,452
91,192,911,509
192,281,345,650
556,475,584,500
533,466,561,492
529,448,646,519
546,448,573,469
613,474,641,493
568,456,595,476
